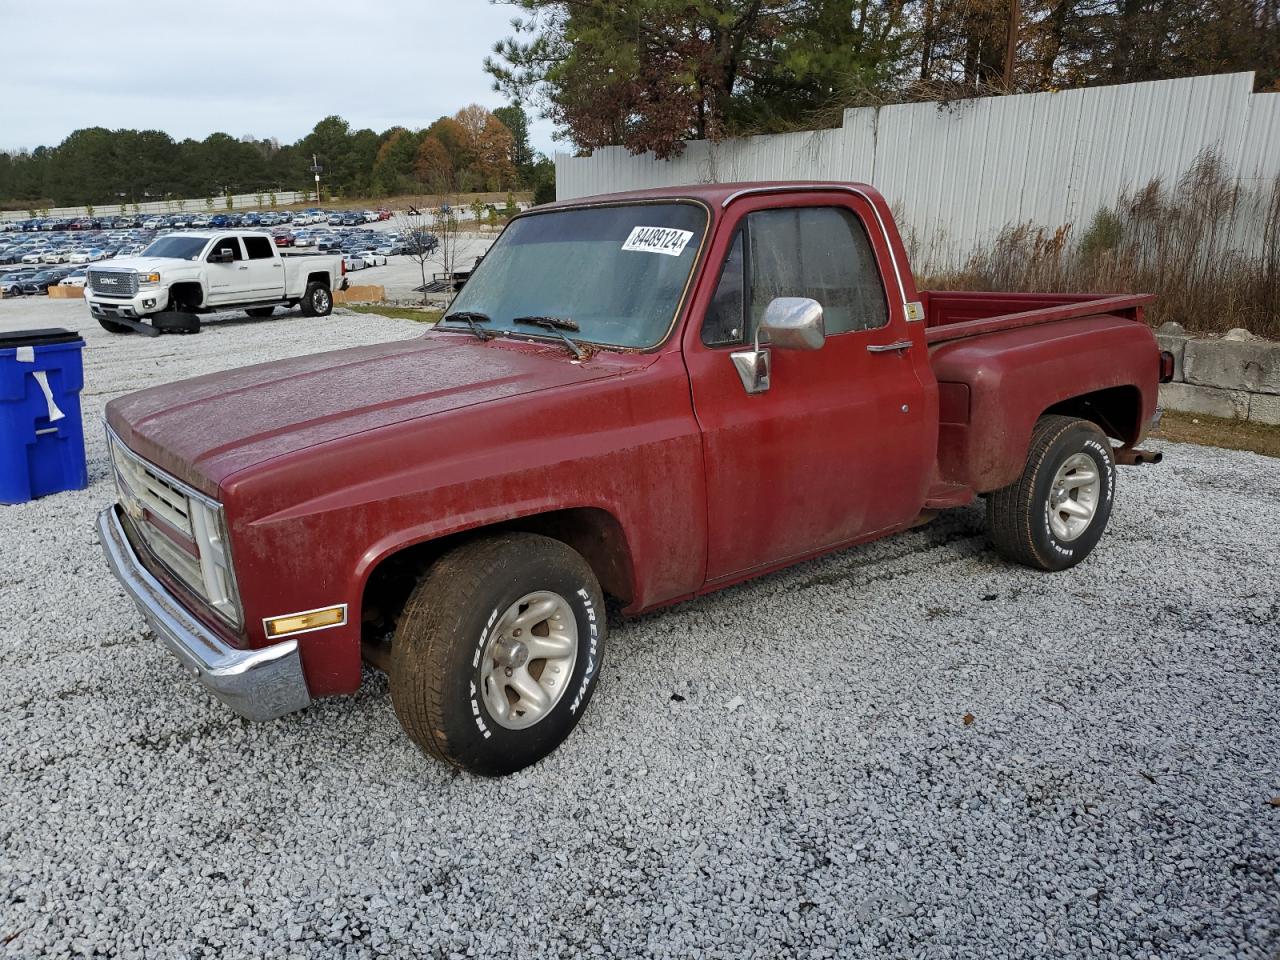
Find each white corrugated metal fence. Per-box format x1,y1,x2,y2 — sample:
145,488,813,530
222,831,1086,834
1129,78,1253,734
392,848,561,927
555,73,1280,271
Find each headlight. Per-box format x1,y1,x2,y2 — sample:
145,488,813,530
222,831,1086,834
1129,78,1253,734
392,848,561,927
187,498,242,625
138,272,161,285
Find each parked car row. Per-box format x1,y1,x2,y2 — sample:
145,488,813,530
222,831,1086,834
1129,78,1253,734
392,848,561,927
0,208,393,234
0,216,415,298
0,264,83,297
0,229,156,266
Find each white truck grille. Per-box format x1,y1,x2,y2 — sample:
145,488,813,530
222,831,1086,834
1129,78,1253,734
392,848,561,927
88,269,138,297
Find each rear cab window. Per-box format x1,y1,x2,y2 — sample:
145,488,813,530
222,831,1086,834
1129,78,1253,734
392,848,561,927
242,236,276,260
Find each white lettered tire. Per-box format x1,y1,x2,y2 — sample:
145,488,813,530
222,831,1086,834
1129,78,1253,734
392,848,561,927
987,415,1117,571
390,533,607,775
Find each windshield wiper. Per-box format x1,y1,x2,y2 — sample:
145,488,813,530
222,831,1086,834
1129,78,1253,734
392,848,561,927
512,316,586,360
441,311,495,341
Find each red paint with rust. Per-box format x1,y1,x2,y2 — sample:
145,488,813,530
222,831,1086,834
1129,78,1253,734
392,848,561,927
104,182,1161,700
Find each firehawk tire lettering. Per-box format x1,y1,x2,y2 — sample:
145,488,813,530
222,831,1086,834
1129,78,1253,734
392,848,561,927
570,588,599,715
390,533,608,776
987,416,1116,572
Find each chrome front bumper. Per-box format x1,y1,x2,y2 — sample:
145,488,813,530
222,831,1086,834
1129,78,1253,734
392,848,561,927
97,506,311,721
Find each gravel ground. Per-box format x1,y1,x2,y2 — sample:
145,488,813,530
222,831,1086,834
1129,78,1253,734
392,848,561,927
1,299,1278,959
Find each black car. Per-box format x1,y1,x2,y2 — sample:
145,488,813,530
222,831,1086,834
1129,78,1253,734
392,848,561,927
19,268,72,295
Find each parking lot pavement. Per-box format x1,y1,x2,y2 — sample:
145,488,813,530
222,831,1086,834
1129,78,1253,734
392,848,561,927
1,298,1277,959
352,233,494,300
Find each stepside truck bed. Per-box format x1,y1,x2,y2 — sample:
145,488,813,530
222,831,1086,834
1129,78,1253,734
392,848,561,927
920,291,1156,344
921,291,1161,495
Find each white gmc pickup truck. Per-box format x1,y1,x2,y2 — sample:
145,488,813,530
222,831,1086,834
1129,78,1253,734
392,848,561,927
85,232,345,335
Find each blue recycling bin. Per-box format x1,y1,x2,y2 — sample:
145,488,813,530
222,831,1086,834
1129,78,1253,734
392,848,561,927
0,328,88,505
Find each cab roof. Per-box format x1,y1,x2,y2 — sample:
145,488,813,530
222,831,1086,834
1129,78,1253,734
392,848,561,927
544,180,882,211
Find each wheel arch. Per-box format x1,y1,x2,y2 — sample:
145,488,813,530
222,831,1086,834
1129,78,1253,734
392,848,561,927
306,270,332,288
1042,384,1145,446
167,280,203,309
359,506,637,641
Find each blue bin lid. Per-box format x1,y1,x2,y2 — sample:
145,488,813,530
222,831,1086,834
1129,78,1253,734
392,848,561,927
0,328,82,349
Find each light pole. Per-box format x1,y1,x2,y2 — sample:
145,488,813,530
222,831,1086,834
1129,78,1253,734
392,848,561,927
311,154,323,205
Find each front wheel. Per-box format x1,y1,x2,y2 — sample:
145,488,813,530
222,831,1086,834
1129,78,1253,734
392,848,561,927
986,415,1116,571
390,533,607,776
300,282,332,317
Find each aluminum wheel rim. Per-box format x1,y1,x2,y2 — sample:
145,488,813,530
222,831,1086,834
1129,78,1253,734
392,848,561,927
313,288,329,312
479,591,578,730
1047,452,1101,541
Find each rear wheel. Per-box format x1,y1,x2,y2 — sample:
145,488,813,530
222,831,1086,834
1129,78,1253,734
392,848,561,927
245,306,275,318
987,415,1116,571
300,282,332,317
390,533,607,776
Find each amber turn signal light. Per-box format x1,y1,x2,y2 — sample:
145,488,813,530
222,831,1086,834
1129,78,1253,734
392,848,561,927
263,605,347,638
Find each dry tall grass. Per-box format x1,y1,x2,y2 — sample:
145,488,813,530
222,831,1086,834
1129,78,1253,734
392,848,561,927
918,151,1280,339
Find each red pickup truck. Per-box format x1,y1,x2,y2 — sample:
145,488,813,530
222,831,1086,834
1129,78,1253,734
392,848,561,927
99,181,1171,775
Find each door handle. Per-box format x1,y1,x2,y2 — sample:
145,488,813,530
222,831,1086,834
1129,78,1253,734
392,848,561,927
237,266,248,270
867,339,912,353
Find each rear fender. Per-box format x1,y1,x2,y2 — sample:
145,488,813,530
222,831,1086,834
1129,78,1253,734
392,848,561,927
931,315,1159,492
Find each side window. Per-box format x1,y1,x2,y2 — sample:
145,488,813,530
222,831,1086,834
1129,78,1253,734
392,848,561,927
209,236,242,261
747,207,888,337
700,231,745,346
242,235,275,260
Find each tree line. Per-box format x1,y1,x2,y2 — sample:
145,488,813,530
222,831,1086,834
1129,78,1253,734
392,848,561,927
0,104,553,209
487,0,1279,158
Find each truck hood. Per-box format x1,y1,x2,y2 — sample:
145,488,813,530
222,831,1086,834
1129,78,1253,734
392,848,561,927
106,333,642,494
91,256,191,274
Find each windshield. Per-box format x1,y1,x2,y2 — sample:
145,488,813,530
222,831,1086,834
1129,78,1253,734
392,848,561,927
444,202,706,349
141,236,209,260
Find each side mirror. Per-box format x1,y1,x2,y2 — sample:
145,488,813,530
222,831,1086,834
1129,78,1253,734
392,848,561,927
209,248,234,264
760,297,825,351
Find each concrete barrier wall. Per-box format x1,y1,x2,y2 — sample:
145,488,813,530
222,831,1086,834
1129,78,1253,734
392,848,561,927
1156,324,1280,425
0,191,309,224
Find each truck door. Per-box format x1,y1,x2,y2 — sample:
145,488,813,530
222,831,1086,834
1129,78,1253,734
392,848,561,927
240,235,285,300
204,235,246,305
683,195,936,585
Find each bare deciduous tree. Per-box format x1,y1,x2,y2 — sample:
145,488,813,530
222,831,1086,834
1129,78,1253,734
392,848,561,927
430,200,464,289
396,198,463,304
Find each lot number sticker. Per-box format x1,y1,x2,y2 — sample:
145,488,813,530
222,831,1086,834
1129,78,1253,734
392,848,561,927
622,226,694,257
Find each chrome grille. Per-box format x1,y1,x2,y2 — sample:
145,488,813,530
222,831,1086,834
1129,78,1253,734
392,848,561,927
136,515,205,593
89,269,137,297
106,429,243,627
113,444,193,537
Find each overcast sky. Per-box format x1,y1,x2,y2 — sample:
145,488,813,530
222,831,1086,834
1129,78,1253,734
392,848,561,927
1,0,559,155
